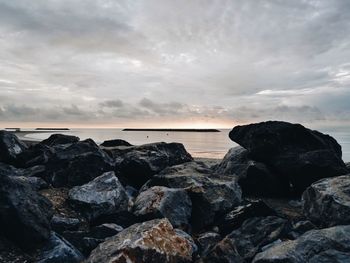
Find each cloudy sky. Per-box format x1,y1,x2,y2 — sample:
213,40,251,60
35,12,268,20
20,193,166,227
0,0,350,128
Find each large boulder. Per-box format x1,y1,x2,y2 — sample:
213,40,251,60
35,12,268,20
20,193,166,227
215,147,289,196
68,171,129,222
17,143,56,167
143,161,242,231
196,232,222,257
133,186,192,229
100,139,132,147
252,225,350,263
0,131,27,165
107,142,193,188
0,174,53,250
302,174,350,227
40,134,80,147
229,121,348,195
85,218,196,263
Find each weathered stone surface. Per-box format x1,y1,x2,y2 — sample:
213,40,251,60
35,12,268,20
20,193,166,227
215,147,288,196
253,225,350,263
0,174,53,250
14,176,48,191
50,215,81,233
40,134,80,147
302,174,350,227
0,131,27,165
86,218,196,263
68,171,129,221
17,144,56,167
229,121,347,195
287,220,316,240
309,249,350,263
108,142,193,188
100,139,132,147
133,186,192,229
37,232,84,263
196,232,222,256
143,161,242,231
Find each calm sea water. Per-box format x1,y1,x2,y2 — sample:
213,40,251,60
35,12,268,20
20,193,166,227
22,128,350,162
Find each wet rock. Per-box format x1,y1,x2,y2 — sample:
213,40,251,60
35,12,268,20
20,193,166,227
0,174,53,250
108,142,193,188
229,121,347,195
216,200,276,235
86,218,196,263
51,216,81,233
143,161,242,231
100,139,132,147
37,232,84,263
0,131,27,165
133,186,192,229
68,171,129,222
40,134,80,147
253,225,350,263
302,174,350,227
204,216,290,262
196,232,222,256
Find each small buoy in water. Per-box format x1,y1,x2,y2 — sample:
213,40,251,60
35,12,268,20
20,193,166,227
147,136,149,138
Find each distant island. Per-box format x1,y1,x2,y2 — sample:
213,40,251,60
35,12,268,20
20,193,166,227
35,128,70,131
122,128,221,132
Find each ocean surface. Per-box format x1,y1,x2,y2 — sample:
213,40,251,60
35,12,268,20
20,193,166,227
22,128,350,162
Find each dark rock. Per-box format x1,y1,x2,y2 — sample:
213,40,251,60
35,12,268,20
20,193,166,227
85,218,196,263
51,216,81,233
0,236,33,263
253,225,350,263
40,134,80,147
302,174,350,227
309,249,350,263
216,200,276,235
196,232,222,256
0,131,27,165
91,210,139,228
100,139,132,147
89,223,123,239
108,142,193,188
17,144,56,167
143,161,242,231
68,171,129,222
287,220,316,239
229,121,347,195
133,186,192,229
37,232,84,263
0,174,53,250
346,162,350,172
204,216,290,262
14,176,48,190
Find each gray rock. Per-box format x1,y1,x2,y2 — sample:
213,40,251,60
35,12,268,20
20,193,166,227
302,174,350,227
309,249,350,263
40,134,80,147
346,162,350,172
14,176,48,190
85,218,196,263
253,225,350,263
68,171,129,221
37,232,84,263
0,130,27,165
133,186,192,229
50,216,81,233
143,161,242,231
196,232,222,256
287,220,316,239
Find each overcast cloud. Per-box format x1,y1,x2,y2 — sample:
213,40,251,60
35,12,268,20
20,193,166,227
0,0,350,127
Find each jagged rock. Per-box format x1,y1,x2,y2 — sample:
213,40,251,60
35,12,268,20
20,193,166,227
100,139,132,147
309,249,350,263
302,174,350,227
203,216,290,262
216,200,276,235
68,171,129,222
196,232,222,256
229,121,347,195
0,174,53,250
143,161,242,231
0,131,27,165
51,216,81,233
40,134,80,147
85,218,196,263
37,232,84,263
107,142,193,188
253,225,350,263
215,147,290,196
17,144,56,167
14,176,48,190
133,186,192,229
287,220,316,239
346,162,350,172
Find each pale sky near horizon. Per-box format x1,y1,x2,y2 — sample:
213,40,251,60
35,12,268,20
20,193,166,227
0,0,350,128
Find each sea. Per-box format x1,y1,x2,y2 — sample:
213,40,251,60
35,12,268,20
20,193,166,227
21,128,350,162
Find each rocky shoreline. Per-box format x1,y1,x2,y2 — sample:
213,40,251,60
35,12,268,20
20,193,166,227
0,121,350,262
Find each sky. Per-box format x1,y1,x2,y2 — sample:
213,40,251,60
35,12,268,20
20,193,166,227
0,0,350,128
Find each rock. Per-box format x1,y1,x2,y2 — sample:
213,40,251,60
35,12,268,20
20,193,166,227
346,162,350,172
143,161,242,231
252,225,350,263
68,171,129,222
88,223,124,239
215,147,290,196
204,216,290,262
229,121,347,195
40,134,80,146
196,232,222,256
100,139,132,147
108,142,193,188
287,220,316,239
133,186,192,229
216,200,276,235
17,144,56,167
302,174,350,227
91,210,139,228
85,218,196,263
0,174,53,250
51,216,81,233
14,176,48,190
0,131,27,165
0,236,33,263
37,232,84,263
309,249,350,263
